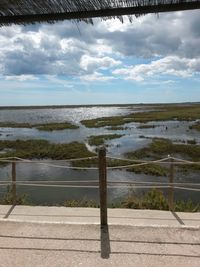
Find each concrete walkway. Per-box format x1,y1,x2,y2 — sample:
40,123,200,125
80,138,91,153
1,205,200,226
0,205,200,267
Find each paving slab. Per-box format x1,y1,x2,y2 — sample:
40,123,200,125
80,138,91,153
0,205,200,227
0,221,199,267
0,205,200,267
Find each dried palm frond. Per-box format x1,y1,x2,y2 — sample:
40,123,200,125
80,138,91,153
0,0,199,26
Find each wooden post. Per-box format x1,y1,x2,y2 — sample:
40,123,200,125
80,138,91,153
168,158,174,211
98,147,107,226
11,162,16,205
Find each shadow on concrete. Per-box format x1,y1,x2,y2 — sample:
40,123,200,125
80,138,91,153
171,211,185,225
0,234,199,246
0,247,199,259
0,228,200,259
4,214,100,218
3,205,15,219
100,225,111,259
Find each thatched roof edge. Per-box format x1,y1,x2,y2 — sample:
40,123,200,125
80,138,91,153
0,1,200,26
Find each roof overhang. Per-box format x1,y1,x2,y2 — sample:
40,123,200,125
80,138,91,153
0,1,200,26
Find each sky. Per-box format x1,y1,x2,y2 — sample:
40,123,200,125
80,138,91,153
0,10,200,106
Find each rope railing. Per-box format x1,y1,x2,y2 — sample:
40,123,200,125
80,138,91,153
0,149,199,226
0,180,200,185
0,156,98,162
1,182,200,188
0,156,199,170
1,182,200,192
1,180,200,186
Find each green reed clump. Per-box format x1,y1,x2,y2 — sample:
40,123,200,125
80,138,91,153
107,126,126,130
126,138,200,161
0,122,79,131
0,186,29,205
0,122,32,128
0,139,95,160
127,164,168,177
63,199,99,208
189,122,200,132
121,189,200,212
0,187,199,212
81,116,126,128
35,122,79,131
125,138,200,173
81,104,200,127
137,124,156,129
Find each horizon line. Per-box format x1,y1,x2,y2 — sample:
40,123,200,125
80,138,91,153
0,101,199,110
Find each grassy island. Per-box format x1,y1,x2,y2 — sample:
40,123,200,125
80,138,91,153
81,104,200,128
126,138,200,160
70,137,200,175
0,139,94,160
125,138,200,173
137,124,157,129
107,126,126,130
35,122,79,131
189,122,200,132
0,122,79,131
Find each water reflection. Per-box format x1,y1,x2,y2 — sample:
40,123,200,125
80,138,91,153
0,106,199,204
0,162,199,205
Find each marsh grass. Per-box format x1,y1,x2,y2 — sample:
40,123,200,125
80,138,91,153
0,186,29,205
121,189,200,212
107,126,126,130
137,124,156,129
81,104,200,127
0,122,79,131
36,122,79,131
187,139,197,145
127,164,168,176
71,138,200,175
126,138,200,160
64,199,99,208
0,187,199,212
81,116,125,128
0,139,95,160
189,122,200,132
126,138,200,172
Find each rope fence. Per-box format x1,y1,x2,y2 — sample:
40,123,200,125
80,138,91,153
0,156,199,169
1,183,200,191
0,148,200,226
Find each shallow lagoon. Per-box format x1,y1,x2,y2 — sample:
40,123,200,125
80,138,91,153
0,105,199,204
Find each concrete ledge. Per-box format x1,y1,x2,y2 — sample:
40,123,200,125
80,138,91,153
0,220,199,267
0,205,200,227
0,206,200,266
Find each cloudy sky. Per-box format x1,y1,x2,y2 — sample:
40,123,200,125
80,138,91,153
0,9,200,106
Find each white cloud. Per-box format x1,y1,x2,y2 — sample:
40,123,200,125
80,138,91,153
88,39,113,56
80,72,115,82
5,75,38,81
113,56,200,81
80,55,121,71
0,9,200,84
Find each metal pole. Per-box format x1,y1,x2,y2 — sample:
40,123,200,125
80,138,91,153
11,162,16,205
98,147,107,226
168,158,174,211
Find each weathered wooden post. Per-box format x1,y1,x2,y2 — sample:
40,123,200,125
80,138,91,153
98,147,107,226
168,157,174,211
11,162,17,205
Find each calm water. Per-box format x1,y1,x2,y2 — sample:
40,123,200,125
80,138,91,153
0,106,134,124
0,106,199,204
